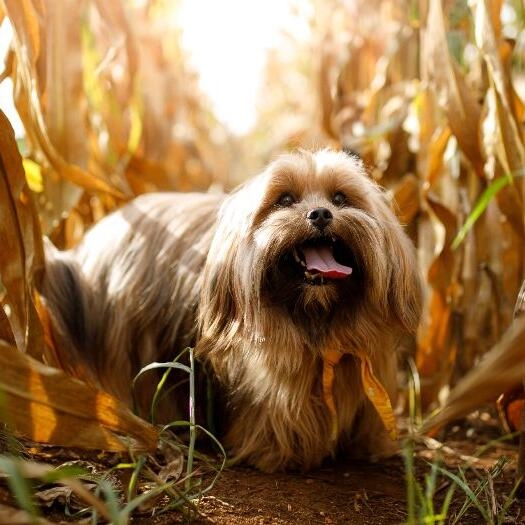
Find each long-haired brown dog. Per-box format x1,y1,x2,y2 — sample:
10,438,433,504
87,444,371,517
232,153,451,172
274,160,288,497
40,149,422,472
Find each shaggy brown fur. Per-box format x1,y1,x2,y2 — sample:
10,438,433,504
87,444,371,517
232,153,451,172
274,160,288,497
40,149,423,472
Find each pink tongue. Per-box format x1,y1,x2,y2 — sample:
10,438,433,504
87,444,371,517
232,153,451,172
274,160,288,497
302,245,353,279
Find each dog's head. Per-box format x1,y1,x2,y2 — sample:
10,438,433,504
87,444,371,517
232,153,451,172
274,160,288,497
200,149,422,348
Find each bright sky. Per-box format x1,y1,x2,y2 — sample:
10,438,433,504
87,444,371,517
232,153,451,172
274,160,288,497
177,0,307,135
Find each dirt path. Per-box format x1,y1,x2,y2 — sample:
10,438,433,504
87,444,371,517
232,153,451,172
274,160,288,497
139,416,525,525
3,414,525,524
193,458,408,524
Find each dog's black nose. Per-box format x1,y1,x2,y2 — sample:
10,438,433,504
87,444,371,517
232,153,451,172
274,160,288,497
307,207,333,229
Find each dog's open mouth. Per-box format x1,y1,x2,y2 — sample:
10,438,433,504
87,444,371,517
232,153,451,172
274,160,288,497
293,239,353,285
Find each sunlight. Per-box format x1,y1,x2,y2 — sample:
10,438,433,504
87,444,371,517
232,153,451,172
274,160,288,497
177,0,309,135
0,20,23,137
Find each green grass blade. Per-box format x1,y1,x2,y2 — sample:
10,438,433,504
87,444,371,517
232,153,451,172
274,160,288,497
120,481,175,518
149,367,173,424
497,476,522,524
436,465,491,523
0,456,40,520
423,460,441,519
126,455,146,503
452,175,511,249
133,361,192,380
402,438,417,524
40,464,89,483
407,358,422,429
160,421,227,499
438,482,457,525
185,348,196,493
132,360,192,415
95,478,123,525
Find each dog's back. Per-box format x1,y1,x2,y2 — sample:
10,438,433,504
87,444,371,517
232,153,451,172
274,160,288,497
39,192,223,418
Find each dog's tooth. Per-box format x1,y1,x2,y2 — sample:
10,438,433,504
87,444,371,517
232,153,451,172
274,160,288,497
294,248,307,267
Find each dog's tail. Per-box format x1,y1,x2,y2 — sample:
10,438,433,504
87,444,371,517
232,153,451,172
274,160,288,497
38,238,99,379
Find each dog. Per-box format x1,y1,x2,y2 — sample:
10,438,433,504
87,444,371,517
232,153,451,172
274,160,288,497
39,149,423,472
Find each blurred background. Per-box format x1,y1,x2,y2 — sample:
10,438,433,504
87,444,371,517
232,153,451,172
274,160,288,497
0,0,524,410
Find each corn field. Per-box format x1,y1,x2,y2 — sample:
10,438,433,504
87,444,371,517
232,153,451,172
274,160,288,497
0,0,525,515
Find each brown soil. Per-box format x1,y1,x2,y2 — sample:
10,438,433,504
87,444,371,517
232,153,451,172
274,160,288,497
2,410,525,524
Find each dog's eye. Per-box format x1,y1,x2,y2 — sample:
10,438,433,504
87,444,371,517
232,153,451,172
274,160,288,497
332,192,347,207
277,193,296,207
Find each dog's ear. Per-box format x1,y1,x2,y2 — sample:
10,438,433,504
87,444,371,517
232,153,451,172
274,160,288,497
197,195,247,350
384,220,423,334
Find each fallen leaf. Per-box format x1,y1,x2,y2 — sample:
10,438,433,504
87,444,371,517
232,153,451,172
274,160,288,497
0,340,158,453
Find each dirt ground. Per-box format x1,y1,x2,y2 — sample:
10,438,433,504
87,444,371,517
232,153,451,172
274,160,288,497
184,421,525,525
2,409,525,524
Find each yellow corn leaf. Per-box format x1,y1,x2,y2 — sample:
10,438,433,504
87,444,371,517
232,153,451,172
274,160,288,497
322,349,397,441
127,101,143,155
22,159,43,193
360,356,397,441
321,349,342,441
0,341,158,452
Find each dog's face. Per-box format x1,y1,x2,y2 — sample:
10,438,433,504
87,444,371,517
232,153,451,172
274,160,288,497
201,150,421,349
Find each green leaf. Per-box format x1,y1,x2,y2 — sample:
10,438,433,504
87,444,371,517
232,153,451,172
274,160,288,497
451,175,512,249
0,456,40,520
436,465,491,523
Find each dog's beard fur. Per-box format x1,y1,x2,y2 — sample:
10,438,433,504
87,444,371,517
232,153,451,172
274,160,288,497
40,150,423,472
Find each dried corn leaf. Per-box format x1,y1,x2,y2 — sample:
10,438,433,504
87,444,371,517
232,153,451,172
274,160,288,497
421,315,525,433
392,174,419,225
3,0,128,201
426,198,457,286
426,127,451,188
473,0,525,175
424,0,484,176
0,109,43,355
0,341,158,452
319,33,337,139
